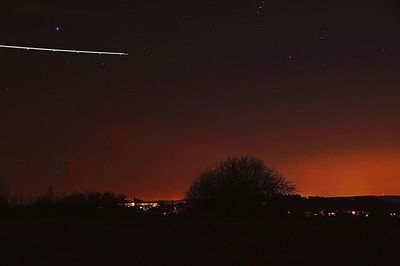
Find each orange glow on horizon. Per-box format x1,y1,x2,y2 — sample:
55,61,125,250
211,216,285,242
278,148,400,197
5,118,400,200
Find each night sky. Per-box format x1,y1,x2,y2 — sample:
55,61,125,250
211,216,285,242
1,1,400,199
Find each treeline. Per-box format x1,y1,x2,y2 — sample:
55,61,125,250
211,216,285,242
0,187,134,210
34,189,130,209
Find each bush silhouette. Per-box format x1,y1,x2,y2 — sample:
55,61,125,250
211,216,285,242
186,156,296,210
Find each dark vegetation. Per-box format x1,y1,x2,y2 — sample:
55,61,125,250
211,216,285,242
0,174,9,207
1,157,400,265
1,211,399,265
35,188,128,209
186,156,296,214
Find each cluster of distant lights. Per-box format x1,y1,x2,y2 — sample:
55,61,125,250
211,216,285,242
123,201,159,210
288,210,400,218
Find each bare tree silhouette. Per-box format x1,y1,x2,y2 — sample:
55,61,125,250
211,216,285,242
0,174,9,206
186,156,296,209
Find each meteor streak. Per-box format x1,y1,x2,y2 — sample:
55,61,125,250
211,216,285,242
0,44,128,56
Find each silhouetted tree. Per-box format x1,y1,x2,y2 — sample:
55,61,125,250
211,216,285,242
186,156,296,209
46,186,54,202
0,174,9,206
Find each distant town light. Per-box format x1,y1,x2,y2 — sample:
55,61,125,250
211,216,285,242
124,202,135,207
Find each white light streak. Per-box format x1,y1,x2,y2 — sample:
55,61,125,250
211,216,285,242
0,44,128,56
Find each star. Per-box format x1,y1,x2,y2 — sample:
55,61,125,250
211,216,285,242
256,0,265,15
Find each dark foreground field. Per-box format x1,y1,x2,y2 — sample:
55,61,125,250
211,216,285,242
1,210,399,266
